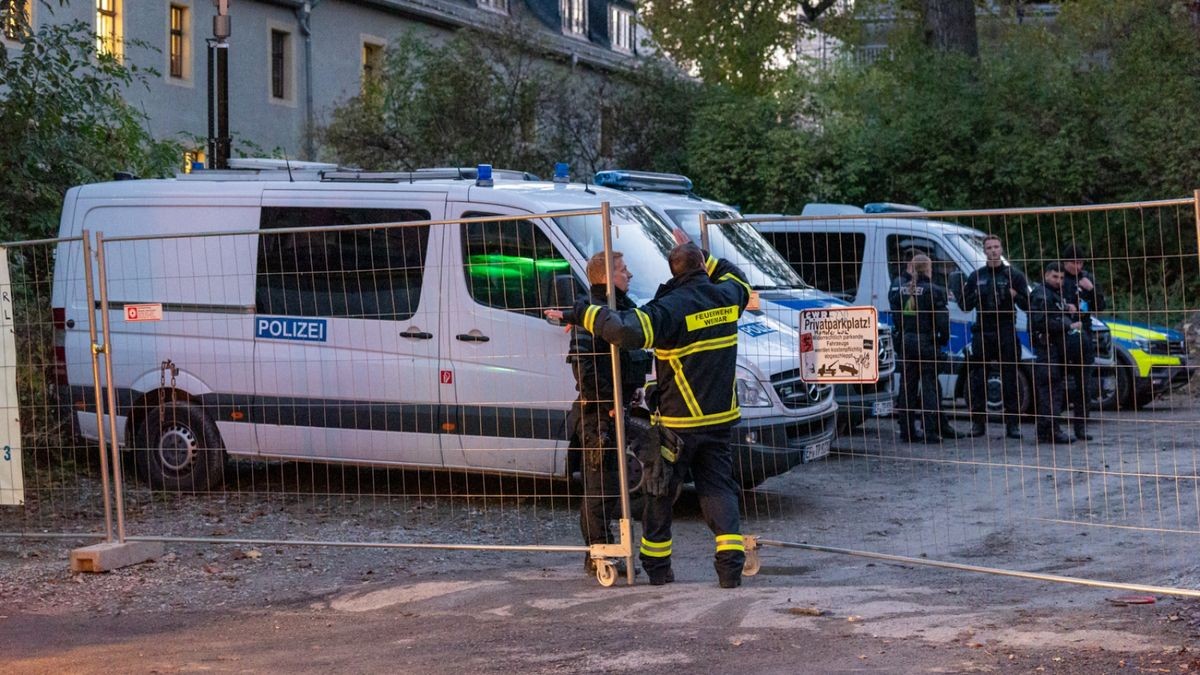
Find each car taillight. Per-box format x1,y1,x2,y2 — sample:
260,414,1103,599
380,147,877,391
52,307,67,386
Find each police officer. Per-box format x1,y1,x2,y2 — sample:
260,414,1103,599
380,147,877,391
1060,243,1105,441
556,239,751,589
961,234,1031,439
1029,262,1078,444
563,251,651,577
888,254,956,443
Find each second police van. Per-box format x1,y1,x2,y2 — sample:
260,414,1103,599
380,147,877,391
751,203,1116,415
51,161,837,493
593,171,897,430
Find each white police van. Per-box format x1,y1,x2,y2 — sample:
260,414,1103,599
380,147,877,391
751,203,1115,414
592,171,896,429
51,161,836,491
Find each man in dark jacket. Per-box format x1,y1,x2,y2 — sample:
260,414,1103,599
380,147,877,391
566,251,651,576
1029,262,1079,444
888,254,957,443
1060,243,1106,441
556,240,751,589
960,234,1031,440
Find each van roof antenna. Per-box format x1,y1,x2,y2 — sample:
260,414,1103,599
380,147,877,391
584,179,595,195
283,154,295,183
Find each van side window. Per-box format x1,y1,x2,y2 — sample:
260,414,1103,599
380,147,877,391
461,213,570,317
257,207,431,320
886,235,955,289
761,231,865,298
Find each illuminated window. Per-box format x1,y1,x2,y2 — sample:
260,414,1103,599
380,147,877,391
2,0,29,42
270,28,290,100
608,6,634,53
362,41,383,87
560,0,586,37
477,0,508,14
96,0,121,58
169,5,188,79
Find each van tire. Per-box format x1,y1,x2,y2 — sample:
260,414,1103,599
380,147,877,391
134,401,226,492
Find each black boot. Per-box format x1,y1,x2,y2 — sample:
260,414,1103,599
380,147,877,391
1005,423,1022,440
940,422,968,440
1074,427,1094,441
1037,428,1075,444
968,421,987,437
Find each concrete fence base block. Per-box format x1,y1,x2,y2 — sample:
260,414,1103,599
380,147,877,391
70,541,165,573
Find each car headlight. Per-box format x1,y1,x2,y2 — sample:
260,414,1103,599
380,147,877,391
735,366,773,408
1130,337,1152,351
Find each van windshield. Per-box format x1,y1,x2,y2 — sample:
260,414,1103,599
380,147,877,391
665,209,810,290
553,206,675,303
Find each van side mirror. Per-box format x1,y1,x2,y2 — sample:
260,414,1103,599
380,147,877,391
549,274,580,309
947,270,966,307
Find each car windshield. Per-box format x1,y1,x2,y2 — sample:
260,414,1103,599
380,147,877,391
665,209,810,290
554,205,675,303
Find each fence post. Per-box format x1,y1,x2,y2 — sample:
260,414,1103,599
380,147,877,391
699,211,710,252
1193,189,1200,261
80,230,114,543
599,201,635,585
93,232,127,543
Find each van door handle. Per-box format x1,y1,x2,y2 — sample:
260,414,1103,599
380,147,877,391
400,330,433,340
456,333,490,343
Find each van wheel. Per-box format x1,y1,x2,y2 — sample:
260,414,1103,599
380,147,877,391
135,401,226,492
985,367,1032,417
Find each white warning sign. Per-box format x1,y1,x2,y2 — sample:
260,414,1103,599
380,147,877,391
799,306,879,384
0,247,23,506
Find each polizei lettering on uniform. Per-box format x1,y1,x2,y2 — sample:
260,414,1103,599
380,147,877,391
802,316,873,333
685,305,739,331
255,316,328,342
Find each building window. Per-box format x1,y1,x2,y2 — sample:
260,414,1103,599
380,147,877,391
270,28,290,100
362,41,383,87
560,0,586,37
2,0,30,42
169,5,188,79
96,0,121,58
609,6,634,53
477,0,508,14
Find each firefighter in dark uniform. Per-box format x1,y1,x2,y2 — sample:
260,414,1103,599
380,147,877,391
555,240,751,588
888,254,956,443
1059,243,1105,441
960,234,1031,439
564,251,651,576
1029,262,1078,444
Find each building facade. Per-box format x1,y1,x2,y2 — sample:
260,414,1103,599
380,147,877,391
2,0,642,162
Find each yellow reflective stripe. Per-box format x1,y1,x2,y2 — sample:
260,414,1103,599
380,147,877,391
705,255,717,276
654,334,737,360
716,534,746,553
582,304,601,333
669,357,703,417
658,407,741,429
684,305,739,331
720,271,752,299
659,445,677,462
640,538,672,557
634,308,654,348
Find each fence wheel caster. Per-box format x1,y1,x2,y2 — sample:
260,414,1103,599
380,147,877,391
595,560,617,587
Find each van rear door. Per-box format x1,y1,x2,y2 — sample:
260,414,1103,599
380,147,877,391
253,190,447,468
439,204,581,477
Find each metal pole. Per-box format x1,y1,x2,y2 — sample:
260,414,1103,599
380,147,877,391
206,39,215,165
93,234,127,543
1193,189,1200,266
600,201,634,585
699,211,710,251
79,231,113,543
215,42,230,169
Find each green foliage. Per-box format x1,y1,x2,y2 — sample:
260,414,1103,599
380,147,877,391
0,20,182,242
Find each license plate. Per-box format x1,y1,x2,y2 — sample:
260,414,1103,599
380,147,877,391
872,399,894,416
802,439,832,463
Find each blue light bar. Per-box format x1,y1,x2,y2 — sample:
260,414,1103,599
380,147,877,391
594,170,693,193
863,202,927,214
476,164,493,188
554,162,569,183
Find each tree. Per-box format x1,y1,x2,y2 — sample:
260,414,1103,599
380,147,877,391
0,20,181,242
639,1,846,95
919,0,978,56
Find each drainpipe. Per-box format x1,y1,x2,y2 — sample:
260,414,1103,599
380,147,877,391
295,0,321,160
